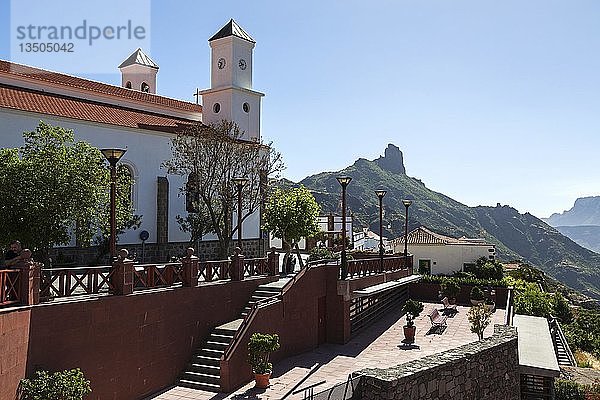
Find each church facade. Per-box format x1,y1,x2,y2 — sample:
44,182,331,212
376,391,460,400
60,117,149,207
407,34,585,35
0,20,266,261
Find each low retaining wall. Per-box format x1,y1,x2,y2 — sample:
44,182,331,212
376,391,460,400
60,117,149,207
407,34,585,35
356,325,520,400
410,282,509,308
0,275,276,400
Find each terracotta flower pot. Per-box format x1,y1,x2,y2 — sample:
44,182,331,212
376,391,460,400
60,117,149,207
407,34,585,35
403,325,416,342
254,372,271,389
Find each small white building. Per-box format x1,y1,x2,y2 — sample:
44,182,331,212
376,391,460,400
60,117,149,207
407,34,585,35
391,226,495,275
353,228,390,252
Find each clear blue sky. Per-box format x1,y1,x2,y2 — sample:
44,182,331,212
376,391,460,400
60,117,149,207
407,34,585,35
1,1,599,218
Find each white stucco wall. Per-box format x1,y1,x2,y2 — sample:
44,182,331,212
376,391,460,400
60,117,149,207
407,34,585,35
407,244,495,275
0,108,261,246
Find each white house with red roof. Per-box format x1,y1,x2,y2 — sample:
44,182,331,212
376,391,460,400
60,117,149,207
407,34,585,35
391,226,496,275
0,20,265,261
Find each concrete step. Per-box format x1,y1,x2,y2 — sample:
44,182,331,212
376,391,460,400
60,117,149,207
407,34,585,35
189,363,220,375
180,371,220,385
205,341,228,351
195,348,224,358
192,354,221,366
178,379,220,392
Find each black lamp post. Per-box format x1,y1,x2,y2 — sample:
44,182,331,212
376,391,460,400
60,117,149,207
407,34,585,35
101,148,127,260
232,177,248,250
336,176,352,279
375,189,387,273
402,199,413,261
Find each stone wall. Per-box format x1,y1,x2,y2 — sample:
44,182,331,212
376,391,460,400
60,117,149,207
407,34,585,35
49,238,267,265
355,325,520,400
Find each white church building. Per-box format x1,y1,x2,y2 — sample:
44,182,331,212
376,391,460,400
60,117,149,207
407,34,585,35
0,20,266,262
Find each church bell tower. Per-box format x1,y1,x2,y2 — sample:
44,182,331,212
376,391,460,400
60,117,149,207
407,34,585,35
200,19,264,141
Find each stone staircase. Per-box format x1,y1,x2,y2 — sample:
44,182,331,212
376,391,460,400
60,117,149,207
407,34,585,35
177,280,287,392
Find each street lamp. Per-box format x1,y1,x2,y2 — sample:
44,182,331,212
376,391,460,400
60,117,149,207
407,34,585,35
402,199,413,262
336,176,352,279
232,177,248,251
101,148,127,260
375,189,387,273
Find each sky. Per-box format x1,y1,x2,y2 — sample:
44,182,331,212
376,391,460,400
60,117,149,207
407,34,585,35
1,0,599,218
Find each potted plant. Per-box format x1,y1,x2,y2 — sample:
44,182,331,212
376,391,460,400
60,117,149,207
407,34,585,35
470,286,485,306
485,297,496,313
440,279,461,304
248,332,280,389
402,299,424,342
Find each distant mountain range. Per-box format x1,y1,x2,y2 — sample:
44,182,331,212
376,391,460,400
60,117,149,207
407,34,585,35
543,197,600,253
284,144,600,300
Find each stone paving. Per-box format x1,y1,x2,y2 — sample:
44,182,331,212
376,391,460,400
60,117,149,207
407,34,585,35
148,303,506,400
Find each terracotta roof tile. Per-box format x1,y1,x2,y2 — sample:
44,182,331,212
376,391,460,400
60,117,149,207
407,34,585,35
0,60,201,113
0,84,199,133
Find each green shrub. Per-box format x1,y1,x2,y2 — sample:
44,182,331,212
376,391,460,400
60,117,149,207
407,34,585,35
468,303,493,340
552,292,573,324
464,257,504,280
555,379,586,400
420,274,508,288
513,286,553,318
470,286,485,301
307,247,335,263
440,279,460,299
19,369,91,400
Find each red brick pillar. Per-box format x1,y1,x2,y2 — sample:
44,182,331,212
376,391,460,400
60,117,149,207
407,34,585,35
182,247,199,287
111,250,134,295
18,254,40,305
230,247,244,281
267,248,279,276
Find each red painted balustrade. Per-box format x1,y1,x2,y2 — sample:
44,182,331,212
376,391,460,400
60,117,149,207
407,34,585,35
345,255,413,279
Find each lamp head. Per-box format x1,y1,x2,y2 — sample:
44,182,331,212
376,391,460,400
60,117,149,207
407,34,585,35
101,148,127,165
375,189,387,199
336,176,352,187
232,177,249,188
402,199,413,208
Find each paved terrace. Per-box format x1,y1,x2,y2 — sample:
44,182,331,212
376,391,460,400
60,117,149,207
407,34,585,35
149,303,506,400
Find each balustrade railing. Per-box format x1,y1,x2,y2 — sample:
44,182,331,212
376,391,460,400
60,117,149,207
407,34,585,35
345,256,412,279
198,260,231,282
243,257,269,277
133,263,184,289
1,249,280,307
40,266,114,301
0,269,21,306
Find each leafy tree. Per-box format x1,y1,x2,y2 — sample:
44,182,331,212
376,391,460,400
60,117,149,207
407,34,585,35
564,309,600,358
513,285,553,318
554,380,586,400
263,186,320,270
468,303,493,340
0,122,139,263
19,368,91,400
465,257,504,280
163,120,284,258
552,292,573,324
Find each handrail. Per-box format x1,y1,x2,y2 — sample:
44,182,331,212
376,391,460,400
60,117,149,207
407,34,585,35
221,295,281,362
551,316,576,367
505,286,514,326
281,262,313,297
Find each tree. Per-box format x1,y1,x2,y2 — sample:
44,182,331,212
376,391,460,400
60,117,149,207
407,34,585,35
263,186,320,271
0,121,139,263
468,303,493,340
513,285,553,318
163,120,284,258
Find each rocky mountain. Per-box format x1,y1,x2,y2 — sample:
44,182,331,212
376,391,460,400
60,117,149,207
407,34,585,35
544,196,600,226
553,226,600,254
289,144,600,299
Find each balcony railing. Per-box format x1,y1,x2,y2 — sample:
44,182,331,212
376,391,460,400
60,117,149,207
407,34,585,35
1,250,280,307
344,256,412,279
0,269,21,306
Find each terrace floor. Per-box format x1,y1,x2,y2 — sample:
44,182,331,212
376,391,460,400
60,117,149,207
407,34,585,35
148,302,506,400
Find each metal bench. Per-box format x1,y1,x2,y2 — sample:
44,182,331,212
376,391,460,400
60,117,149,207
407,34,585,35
428,308,448,328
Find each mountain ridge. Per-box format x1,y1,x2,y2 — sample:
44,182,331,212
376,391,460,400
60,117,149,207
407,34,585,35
287,144,600,299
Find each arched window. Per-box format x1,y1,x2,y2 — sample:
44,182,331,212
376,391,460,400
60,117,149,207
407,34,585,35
141,82,150,92
125,81,132,89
